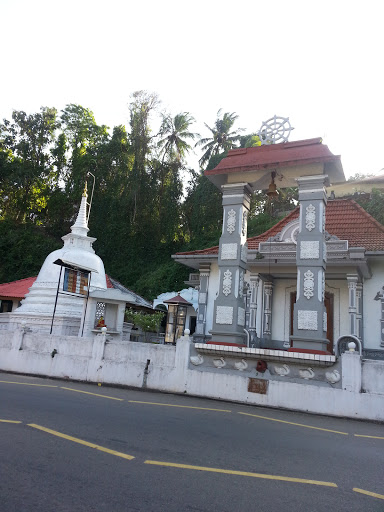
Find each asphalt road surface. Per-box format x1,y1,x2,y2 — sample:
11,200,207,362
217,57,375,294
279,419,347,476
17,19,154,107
1,372,384,512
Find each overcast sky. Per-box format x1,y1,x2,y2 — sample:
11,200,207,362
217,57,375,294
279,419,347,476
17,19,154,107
2,0,383,179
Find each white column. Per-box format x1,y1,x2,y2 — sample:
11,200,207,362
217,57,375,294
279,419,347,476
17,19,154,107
347,274,358,337
262,281,273,341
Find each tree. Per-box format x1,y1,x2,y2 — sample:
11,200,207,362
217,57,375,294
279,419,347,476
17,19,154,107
195,109,244,168
0,107,59,223
157,112,198,164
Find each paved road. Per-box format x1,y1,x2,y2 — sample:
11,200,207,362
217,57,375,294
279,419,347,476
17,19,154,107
1,373,384,512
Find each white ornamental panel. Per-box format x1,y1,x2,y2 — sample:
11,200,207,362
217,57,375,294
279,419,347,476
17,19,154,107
241,244,248,263
298,310,318,330
238,307,245,326
221,243,238,260
222,270,232,296
305,204,316,231
303,270,314,299
227,209,236,234
199,292,207,304
216,306,233,324
300,241,319,259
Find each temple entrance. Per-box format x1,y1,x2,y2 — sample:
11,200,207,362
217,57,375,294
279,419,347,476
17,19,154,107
290,292,334,353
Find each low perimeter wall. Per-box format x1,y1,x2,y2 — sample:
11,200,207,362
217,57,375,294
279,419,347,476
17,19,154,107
0,328,383,422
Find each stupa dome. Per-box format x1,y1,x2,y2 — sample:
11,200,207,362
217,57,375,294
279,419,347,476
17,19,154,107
14,186,107,318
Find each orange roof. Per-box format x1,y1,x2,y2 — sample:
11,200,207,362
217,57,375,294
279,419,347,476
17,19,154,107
176,199,384,256
0,276,37,298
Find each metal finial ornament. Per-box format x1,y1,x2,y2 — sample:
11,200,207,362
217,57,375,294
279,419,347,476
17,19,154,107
257,115,294,145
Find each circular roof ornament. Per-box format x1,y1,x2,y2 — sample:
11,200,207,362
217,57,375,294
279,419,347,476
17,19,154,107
257,115,294,145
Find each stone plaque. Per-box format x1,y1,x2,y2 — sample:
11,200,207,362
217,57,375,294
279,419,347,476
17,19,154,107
300,241,319,259
199,292,207,304
298,310,318,330
248,378,268,394
221,243,238,260
216,306,233,324
238,307,245,326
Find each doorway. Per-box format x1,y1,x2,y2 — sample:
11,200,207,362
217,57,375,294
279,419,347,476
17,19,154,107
290,292,334,353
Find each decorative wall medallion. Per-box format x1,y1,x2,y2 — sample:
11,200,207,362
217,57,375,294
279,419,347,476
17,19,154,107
227,209,236,234
190,354,204,366
216,306,233,324
221,243,238,260
242,211,248,236
299,367,315,380
303,270,314,299
199,292,207,304
325,369,340,384
213,357,226,368
305,204,316,231
298,310,318,330
323,312,327,332
234,359,248,371
241,243,248,262
300,241,319,259
238,307,245,326
222,270,232,296
239,271,244,298
274,364,290,376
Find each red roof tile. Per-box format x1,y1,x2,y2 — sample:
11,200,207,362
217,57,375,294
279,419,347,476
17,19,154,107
0,276,37,298
176,199,384,256
205,138,342,177
164,294,193,306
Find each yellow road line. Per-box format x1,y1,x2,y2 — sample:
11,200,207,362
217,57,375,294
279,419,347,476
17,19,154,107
353,488,384,500
128,400,231,413
145,460,337,487
354,434,384,440
0,419,22,423
238,412,348,435
28,424,134,460
0,380,57,388
60,387,123,401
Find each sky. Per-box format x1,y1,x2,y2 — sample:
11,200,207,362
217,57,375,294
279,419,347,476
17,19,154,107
1,0,383,179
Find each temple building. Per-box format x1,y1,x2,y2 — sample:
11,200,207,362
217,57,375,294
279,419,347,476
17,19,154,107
174,138,384,359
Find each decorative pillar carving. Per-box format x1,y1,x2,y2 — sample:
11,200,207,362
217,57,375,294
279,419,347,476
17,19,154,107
194,263,211,342
291,175,329,352
262,281,273,342
210,183,252,345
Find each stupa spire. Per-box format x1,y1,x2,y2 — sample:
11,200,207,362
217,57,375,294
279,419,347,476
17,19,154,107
71,182,90,236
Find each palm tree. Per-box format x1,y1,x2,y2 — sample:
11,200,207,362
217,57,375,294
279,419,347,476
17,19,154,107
157,112,198,164
195,109,244,168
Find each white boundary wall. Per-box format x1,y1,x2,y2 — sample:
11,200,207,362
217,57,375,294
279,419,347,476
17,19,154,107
1,328,383,422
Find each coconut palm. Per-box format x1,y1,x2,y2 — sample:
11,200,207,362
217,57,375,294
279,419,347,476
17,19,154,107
195,109,244,168
157,112,198,164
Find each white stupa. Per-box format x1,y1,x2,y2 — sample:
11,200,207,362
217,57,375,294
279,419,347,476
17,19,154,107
14,184,107,327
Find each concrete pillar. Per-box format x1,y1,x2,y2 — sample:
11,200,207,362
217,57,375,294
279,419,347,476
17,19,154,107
341,351,362,393
210,183,252,345
356,282,363,342
291,175,329,352
347,274,358,337
194,263,211,343
262,280,273,342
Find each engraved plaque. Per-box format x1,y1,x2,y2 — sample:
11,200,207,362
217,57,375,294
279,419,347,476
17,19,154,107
248,378,268,394
298,310,318,330
221,243,238,260
216,306,233,324
238,307,245,326
300,241,319,259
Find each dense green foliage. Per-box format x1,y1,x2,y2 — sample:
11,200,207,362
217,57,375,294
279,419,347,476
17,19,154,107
5,97,379,302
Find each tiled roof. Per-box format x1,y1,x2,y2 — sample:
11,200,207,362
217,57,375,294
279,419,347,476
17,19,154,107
205,138,341,176
164,294,193,306
176,199,384,256
0,276,37,298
